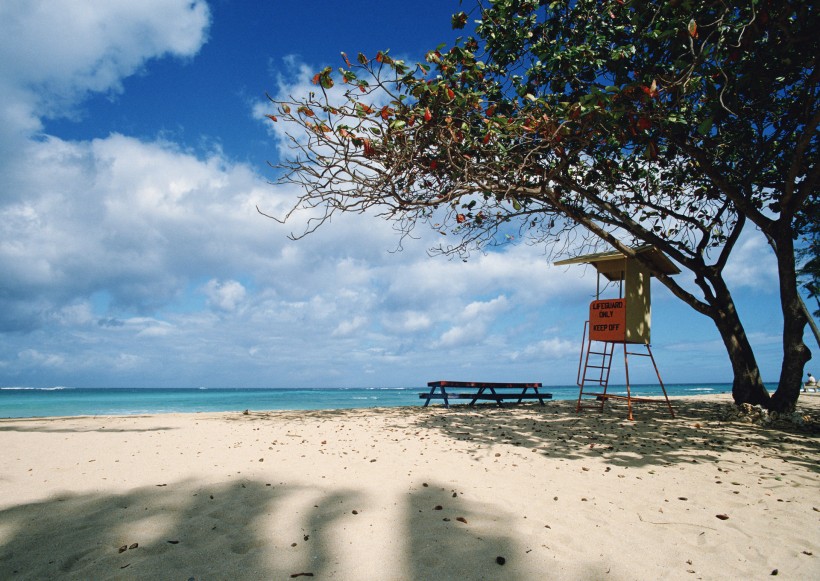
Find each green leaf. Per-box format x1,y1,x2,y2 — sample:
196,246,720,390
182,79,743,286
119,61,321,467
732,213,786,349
452,11,468,30
340,69,358,83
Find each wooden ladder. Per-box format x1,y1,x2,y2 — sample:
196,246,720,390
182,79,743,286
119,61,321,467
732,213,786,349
576,321,675,421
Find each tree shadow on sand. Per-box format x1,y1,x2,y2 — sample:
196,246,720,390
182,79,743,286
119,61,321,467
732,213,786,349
0,479,365,579
405,479,521,580
0,476,533,581
408,399,820,474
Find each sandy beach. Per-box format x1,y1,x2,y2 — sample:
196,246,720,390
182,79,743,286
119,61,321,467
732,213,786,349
1,394,818,580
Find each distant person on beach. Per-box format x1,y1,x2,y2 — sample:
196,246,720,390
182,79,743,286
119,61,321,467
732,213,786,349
805,372,817,391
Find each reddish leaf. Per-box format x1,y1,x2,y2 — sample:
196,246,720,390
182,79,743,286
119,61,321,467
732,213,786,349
486,104,496,117
640,80,659,99
447,87,455,100
311,73,321,85
688,19,698,38
341,52,351,68
265,114,278,122
636,117,651,131
456,214,466,224
424,108,432,122
647,140,658,160
430,160,438,170
483,132,491,144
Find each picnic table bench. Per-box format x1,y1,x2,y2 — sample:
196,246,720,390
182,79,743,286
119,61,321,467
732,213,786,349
420,381,552,408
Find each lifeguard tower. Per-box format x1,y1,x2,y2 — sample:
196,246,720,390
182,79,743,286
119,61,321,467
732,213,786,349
554,245,679,420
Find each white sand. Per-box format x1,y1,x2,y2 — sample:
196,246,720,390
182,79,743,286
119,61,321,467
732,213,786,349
1,395,818,580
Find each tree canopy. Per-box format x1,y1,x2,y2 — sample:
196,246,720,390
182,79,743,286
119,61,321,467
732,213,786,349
265,0,818,411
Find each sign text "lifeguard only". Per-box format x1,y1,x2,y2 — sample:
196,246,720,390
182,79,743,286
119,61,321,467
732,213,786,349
589,299,626,341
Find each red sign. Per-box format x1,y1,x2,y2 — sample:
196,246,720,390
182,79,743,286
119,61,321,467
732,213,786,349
589,299,626,342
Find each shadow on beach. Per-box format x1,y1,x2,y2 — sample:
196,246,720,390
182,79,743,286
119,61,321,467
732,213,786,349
0,479,361,579
1,397,818,579
0,478,532,580
407,398,820,474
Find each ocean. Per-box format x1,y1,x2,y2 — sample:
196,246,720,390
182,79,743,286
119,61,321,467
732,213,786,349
0,384,735,418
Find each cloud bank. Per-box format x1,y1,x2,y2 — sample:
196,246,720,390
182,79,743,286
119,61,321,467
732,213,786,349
0,2,786,388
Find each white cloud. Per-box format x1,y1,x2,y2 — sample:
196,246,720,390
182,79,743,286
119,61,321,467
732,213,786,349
0,0,210,125
0,133,279,326
438,295,510,348
508,338,577,362
0,4,788,389
0,0,216,338
17,349,66,368
724,228,778,291
203,279,247,312
332,316,368,337
381,311,433,334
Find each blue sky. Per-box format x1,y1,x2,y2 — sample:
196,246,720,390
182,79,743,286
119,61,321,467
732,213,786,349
0,0,804,389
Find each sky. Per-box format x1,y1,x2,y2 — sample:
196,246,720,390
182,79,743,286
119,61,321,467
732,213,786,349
0,0,807,389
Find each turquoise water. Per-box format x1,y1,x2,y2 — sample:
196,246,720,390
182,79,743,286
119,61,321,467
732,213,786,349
0,384,732,418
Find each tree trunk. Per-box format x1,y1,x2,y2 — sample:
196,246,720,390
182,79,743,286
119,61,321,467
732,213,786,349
706,275,771,407
653,257,770,408
768,229,812,414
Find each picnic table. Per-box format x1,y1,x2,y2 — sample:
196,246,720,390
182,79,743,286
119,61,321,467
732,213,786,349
420,380,552,408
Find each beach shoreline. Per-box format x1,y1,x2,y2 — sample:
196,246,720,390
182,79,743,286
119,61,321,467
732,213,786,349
1,394,818,580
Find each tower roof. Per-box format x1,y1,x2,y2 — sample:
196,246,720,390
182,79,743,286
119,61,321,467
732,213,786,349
553,245,680,281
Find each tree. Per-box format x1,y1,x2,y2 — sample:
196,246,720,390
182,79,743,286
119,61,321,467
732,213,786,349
264,0,818,412
796,196,820,349
797,200,819,319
